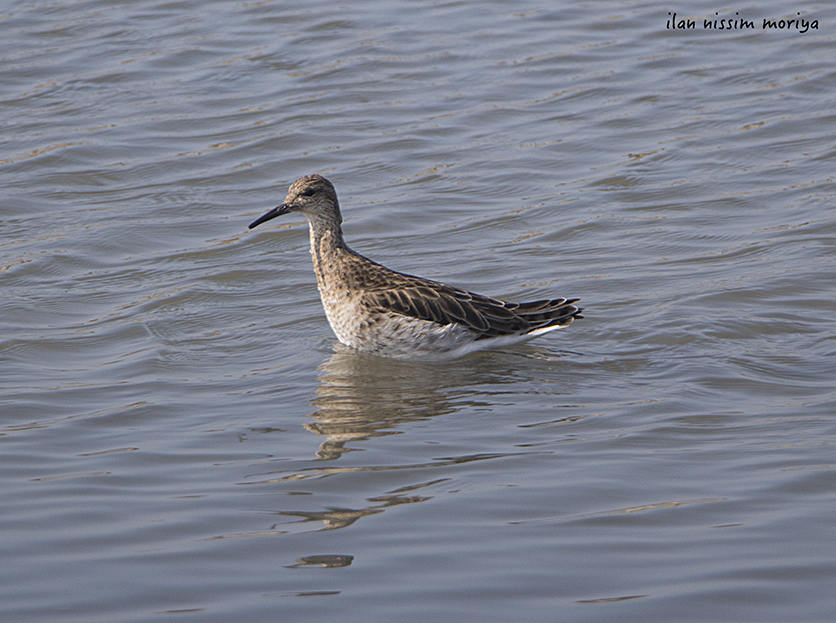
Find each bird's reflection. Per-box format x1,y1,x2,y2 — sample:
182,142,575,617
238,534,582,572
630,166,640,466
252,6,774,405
226,344,574,541
304,344,523,459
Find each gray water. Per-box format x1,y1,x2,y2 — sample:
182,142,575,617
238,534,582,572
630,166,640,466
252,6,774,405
2,0,835,621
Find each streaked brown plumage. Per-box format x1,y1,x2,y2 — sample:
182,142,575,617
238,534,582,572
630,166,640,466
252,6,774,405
249,174,582,359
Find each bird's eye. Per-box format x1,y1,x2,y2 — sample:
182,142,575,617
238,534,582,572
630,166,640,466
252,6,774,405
301,188,316,197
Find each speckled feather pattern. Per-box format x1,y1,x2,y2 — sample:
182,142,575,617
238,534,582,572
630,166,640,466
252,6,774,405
249,174,583,359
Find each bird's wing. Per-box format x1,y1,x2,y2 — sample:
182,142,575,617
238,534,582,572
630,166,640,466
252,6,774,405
360,280,552,337
348,252,582,338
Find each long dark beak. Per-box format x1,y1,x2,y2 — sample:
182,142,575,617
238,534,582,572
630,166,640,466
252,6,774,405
249,204,292,229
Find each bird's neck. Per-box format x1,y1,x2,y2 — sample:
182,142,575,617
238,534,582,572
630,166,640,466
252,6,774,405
308,215,349,285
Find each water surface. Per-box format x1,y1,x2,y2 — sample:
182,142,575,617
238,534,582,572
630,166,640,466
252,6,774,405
2,1,835,621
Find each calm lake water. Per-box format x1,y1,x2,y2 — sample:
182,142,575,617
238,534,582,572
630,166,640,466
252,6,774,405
2,0,835,621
